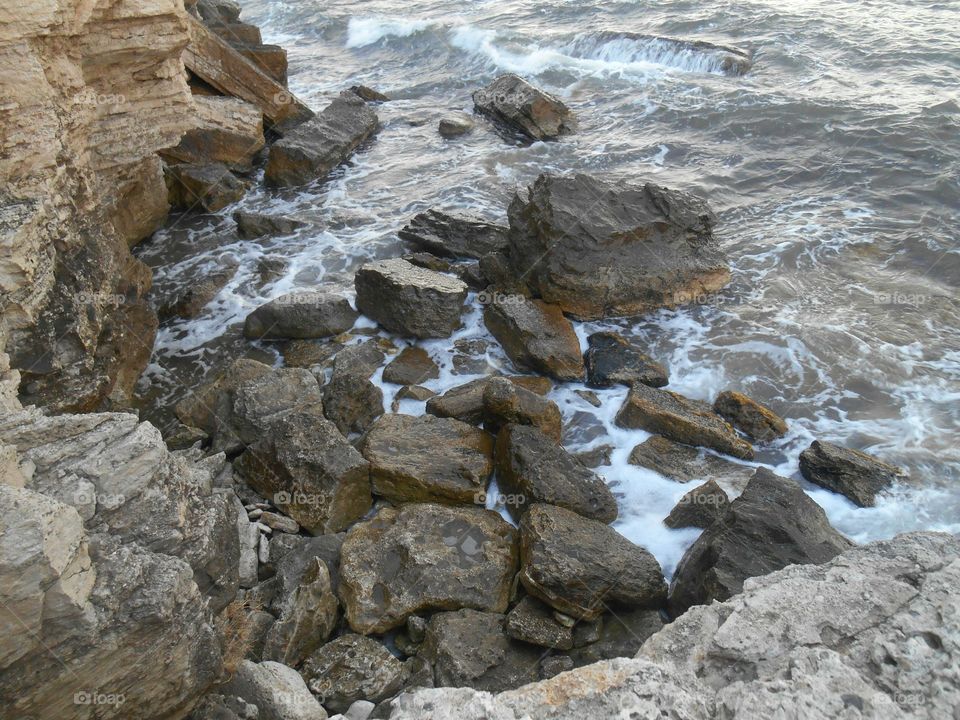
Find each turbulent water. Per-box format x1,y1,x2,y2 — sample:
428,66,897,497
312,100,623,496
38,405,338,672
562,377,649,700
135,0,960,574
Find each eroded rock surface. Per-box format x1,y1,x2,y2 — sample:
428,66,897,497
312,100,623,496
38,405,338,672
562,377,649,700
799,439,906,507
244,293,358,340
713,390,787,443
399,210,509,260
473,74,576,141
483,297,584,381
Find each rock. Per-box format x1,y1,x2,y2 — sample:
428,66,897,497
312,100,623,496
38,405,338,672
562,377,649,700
165,423,210,451
234,410,372,535
382,347,439,385
505,596,573,650
572,444,612,469
207,20,262,45
234,210,306,238
481,377,561,442
359,414,493,505
438,115,475,138
265,94,379,187
322,342,385,435
799,439,907,507
669,468,853,615
354,258,468,339
483,297,584,381
583,331,669,388
425,376,550,425
188,692,259,720
338,504,518,634
224,660,327,720
419,609,542,691
519,504,666,620
280,339,341,370
344,699,376,720
348,85,390,102
161,96,265,172
627,435,756,491
244,293,358,340
257,256,290,287
472,74,576,141
663,480,729,530
260,511,300,534
175,358,273,435
165,161,250,212
398,210,509,260
391,385,436,410
567,608,664,667
585,31,754,75
237,43,288,86
495,425,618,523
158,262,238,321
506,173,730,320
303,634,404,713
712,390,787,443
539,655,573,679
615,384,755,460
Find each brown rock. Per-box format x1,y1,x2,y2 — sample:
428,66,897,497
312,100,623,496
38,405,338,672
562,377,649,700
799,440,906,507
627,435,756,490
164,162,249,212
482,376,562,442
382,347,439,385
391,385,436,411
157,262,237,321
323,342,385,436
484,297,584,381
175,358,273,435
584,331,669,389
236,43,288,86
161,96,265,172
713,390,787,443
473,74,576,141
302,634,403,712
243,292,358,340
505,596,574,650
426,376,552,425
663,479,729,529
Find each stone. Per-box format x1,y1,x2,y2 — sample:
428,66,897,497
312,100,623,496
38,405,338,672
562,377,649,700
234,210,306,238
264,533,345,596
519,504,666,620
234,410,372,535
481,377,561,442
627,435,756,491
164,423,209,451
195,0,243,23
419,609,542,691
322,342,385,435
587,31,753,74
175,358,273,435
426,377,547,425
663,479,729,529
495,425,618,523
344,699,376,720
382,347,439,385
158,262,238,321
438,115,475,138
473,74,576,141
280,339,341,370
483,297,584,381
799,439,907,507
615,384,755,460
505,596,573,650
506,173,730,320
348,85,390,102
539,655,573,679
244,293,358,340
398,210,509,260
354,258,468,339
265,94,379,187
669,468,853,616
303,634,403,713
583,331,669,389
391,385,436,410
165,162,250,212
112,155,170,247
567,607,664,667
712,390,787,443
359,414,494,505
257,256,291,287
188,692,259,720
338,504,518,634
573,445,612,469
208,20,262,45
237,43,288,86
260,511,300,534
224,660,327,720
162,96,265,172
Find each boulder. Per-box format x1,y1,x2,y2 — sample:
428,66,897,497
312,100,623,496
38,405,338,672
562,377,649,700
472,74,576,141
243,293,358,340
398,210,509,260
161,96,265,172
234,210,306,238
265,94,378,186
338,504,518,633
504,596,573,650
426,376,551,425
322,342,385,435
391,385,436,410
236,43,288,86
438,115,475,138
381,347,439,385
615,384,755,460
506,173,730,319
799,439,906,507
483,297,584,381
418,609,542,691
519,504,666,620
669,468,852,616
359,414,494,505
280,339,341,370
223,660,327,720
158,261,238,321
712,390,787,443
302,634,404,713
495,425,617,523
627,435,756,491
348,85,390,102
165,161,249,212
481,377,561,442
175,358,273,435
566,607,664,667
354,258,467,338
662,479,729,529
583,331,669,388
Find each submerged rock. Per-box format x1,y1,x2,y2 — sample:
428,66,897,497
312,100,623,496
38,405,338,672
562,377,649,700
157,261,237,321
243,292,358,340
234,210,306,238
483,297,584,381
302,634,403,713
473,74,576,141
398,209,509,260
662,479,729,529
582,30,753,75
713,390,787,443
438,115,475,138
165,161,249,212
348,85,390,102
799,439,906,507
583,331,669,388
627,435,756,490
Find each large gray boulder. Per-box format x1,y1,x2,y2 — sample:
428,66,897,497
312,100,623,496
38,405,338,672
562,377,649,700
473,74,576,141
799,439,907,507
399,209,509,260
243,293,358,340
302,634,404,713
224,660,327,720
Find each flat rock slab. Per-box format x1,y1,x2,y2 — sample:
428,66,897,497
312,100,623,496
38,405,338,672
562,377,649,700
265,94,379,187
507,173,730,320
244,292,358,340
164,162,249,212
495,424,618,523
616,384,755,460
302,634,404,713
161,95,264,172
338,503,518,634
482,376,561,442
473,74,576,141
398,209,509,260
484,297,584,381
359,414,494,505
234,210,306,238
519,504,666,620
584,331,669,388
426,376,552,425
663,479,729,529
799,439,906,507
713,390,787,443
505,596,574,650
382,347,439,385
355,258,468,339
627,435,756,491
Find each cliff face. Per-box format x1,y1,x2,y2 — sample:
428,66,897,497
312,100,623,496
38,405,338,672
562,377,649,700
0,0,194,412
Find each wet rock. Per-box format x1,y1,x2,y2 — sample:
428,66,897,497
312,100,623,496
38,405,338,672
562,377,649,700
712,390,787,443
176,358,272,438
483,297,584,381
507,173,729,319
382,347,439,385
583,331,669,389
355,258,468,338
303,634,403,713
265,533,345,596
236,43,288,86
188,692,259,720
495,425,617,523
338,504,518,634
398,210,509,260
418,609,541,691
566,607,664,667
573,444,613,469
244,292,357,341
161,96,265,172
627,435,755,490
165,161,250,212
359,414,494,505
348,85,390,102
265,94,379,187
539,655,574,679
262,557,339,667
322,342,385,435
234,409,372,534
223,660,327,720
799,439,906,507
438,115,475,138
505,596,573,650
616,384,755,460
158,262,238,321
280,339,341,370
663,479,729,529
588,31,753,75
481,377,561,442
390,386,436,411
669,468,853,616
234,210,306,238
473,74,576,141
256,256,290,288
519,504,666,620
425,376,550,425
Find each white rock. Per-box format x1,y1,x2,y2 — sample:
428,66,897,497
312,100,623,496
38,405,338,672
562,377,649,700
225,660,328,720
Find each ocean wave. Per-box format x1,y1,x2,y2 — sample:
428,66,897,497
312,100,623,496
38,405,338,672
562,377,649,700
346,16,432,48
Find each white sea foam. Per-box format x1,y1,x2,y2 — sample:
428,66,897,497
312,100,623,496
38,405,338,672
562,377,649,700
346,17,432,48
